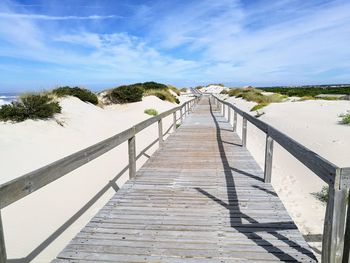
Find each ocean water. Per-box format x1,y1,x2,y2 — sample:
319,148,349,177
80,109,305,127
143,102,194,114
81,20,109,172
0,92,18,105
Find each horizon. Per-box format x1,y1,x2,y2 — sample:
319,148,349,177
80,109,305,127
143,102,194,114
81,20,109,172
1,82,350,94
0,0,350,92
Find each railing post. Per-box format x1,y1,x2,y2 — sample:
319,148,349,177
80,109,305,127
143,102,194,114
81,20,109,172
343,191,350,263
322,169,348,263
227,107,231,124
233,111,237,132
242,117,247,147
158,119,163,145
128,135,136,179
173,112,177,132
180,107,183,123
0,211,6,263
264,135,274,183
223,104,226,118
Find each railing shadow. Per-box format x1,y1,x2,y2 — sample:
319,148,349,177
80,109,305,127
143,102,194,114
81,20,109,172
7,123,176,263
195,97,316,261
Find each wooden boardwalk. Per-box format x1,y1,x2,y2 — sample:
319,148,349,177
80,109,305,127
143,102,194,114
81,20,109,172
53,97,317,262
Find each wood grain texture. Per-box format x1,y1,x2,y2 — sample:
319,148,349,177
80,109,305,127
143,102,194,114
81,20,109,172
55,96,317,263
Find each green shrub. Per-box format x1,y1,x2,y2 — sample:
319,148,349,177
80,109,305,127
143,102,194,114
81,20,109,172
258,86,350,97
250,103,269,111
144,108,158,116
220,89,228,94
299,96,316,101
142,81,168,90
168,85,180,96
229,88,285,105
180,88,188,92
340,111,350,125
144,89,179,104
311,186,329,204
52,86,98,105
109,85,144,103
227,88,243,97
318,96,338,100
0,94,61,122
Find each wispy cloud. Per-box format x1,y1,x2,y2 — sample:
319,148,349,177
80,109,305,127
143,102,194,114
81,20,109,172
0,0,349,91
0,12,121,20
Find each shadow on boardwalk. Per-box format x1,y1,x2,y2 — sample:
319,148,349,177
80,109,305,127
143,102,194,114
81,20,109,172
195,97,316,262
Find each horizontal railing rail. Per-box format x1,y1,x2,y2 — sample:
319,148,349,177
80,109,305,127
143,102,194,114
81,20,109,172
0,95,200,263
212,94,349,263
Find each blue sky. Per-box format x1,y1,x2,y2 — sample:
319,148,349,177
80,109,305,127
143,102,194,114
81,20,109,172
0,0,349,92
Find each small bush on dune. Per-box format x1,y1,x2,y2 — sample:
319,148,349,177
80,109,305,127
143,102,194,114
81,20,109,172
109,85,144,103
168,85,181,96
52,86,98,105
144,108,158,116
340,111,350,125
250,103,269,111
228,88,285,104
311,186,329,204
227,88,243,97
0,94,61,122
142,81,168,90
144,89,180,104
180,88,188,93
299,96,316,101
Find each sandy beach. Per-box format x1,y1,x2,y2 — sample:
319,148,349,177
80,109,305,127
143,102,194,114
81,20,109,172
0,95,191,262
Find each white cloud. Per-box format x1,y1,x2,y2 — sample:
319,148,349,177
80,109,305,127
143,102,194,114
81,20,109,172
0,12,121,20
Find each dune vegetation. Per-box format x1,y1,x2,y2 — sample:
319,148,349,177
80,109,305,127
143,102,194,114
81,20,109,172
0,94,61,122
144,108,158,116
340,111,350,125
105,82,180,104
221,88,286,111
52,86,99,105
258,86,350,97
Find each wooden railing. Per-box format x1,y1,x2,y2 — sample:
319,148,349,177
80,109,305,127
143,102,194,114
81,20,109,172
0,96,200,263
212,95,350,263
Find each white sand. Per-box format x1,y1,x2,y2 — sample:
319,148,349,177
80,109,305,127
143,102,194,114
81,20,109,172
0,95,191,262
199,85,224,94
224,95,350,255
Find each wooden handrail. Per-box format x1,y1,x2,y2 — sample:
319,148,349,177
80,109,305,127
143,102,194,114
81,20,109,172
0,95,200,263
213,95,339,186
0,97,198,209
212,94,349,263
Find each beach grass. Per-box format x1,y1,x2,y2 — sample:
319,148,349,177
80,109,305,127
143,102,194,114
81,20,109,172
144,108,158,116
144,89,180,104
0,94,61,122
340,111,350,125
